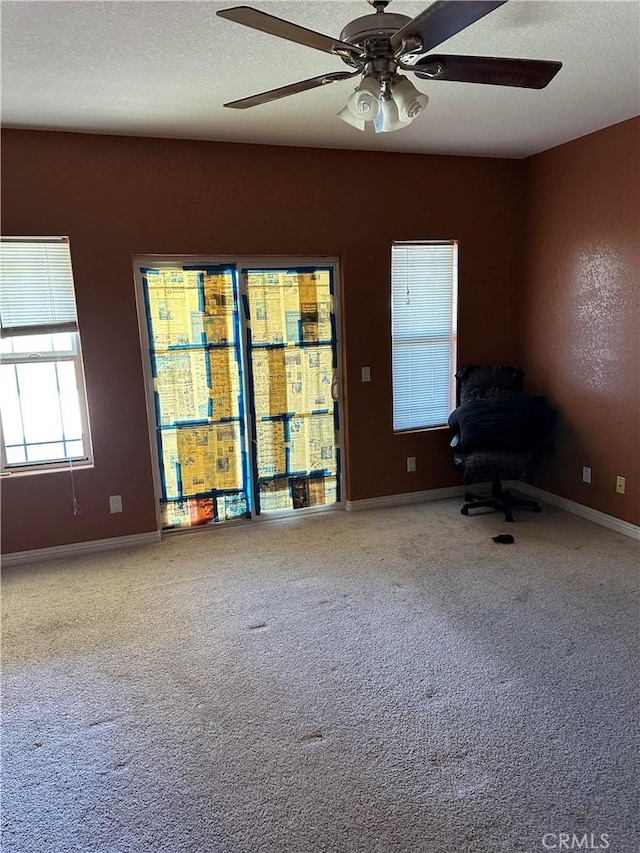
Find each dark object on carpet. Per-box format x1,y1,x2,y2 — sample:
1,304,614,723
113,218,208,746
493,534,515,544
448,365,555,522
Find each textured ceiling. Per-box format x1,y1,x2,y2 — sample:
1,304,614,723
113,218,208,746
2,0,639,158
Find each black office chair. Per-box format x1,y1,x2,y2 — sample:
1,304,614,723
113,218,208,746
448,365,555,522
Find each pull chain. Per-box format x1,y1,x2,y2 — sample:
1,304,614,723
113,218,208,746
69,460,83,515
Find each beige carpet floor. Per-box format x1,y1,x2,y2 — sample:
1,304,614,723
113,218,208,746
2,498,639,852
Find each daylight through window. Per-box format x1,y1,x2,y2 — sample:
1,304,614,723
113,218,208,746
0,237,92,472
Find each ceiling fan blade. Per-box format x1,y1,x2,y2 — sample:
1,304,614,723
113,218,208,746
223,71,359,109
217,6,363,58
407,55,563,88
391,0,508,54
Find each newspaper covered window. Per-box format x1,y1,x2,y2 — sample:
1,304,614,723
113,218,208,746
391,241,458,431
0,237,93,473
140,262,340,528
141,265,251,528
245,268,339,514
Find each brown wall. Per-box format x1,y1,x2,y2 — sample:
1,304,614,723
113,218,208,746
522,117,640,525
1,130,526,553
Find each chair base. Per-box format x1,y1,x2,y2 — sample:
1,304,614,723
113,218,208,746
461,480,541,523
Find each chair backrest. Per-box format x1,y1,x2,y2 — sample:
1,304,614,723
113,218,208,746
455,364,524,406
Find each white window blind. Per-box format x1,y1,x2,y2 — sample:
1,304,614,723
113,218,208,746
0,237,78,336
391,241,457,431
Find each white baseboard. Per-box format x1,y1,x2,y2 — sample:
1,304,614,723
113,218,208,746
345,485,466,511
513,483,640,541
2,530,162,567
4,483,637,566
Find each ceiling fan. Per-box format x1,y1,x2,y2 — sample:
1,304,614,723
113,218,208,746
217,0,562,133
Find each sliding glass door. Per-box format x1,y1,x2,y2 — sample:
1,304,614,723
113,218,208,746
136,258,341,530
140,264,251,529
245,267,339,514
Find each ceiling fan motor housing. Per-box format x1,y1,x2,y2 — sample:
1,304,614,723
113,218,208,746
339,12,413,54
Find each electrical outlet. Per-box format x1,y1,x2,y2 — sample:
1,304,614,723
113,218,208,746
109,494,123,514
361,366,371,383
407,456,416,473
616,476,626,495
582,466,591,484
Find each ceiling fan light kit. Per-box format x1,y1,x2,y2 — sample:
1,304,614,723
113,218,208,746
218,0,562,134
338,73,429,132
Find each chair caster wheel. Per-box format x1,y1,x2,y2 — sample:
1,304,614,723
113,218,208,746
505,515,514,523
461,507,469,516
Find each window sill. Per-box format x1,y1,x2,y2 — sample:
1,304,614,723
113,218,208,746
1,459,94,478
393,425,449,435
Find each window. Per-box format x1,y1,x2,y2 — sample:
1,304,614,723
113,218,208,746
391,241,458,431
0,237,92,472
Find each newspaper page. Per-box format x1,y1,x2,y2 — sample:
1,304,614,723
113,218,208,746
255,420,287,478
298,271,332,343
300,346,333,412
246,271,286,344
288,413,336,475
289,474,336,509
146,269,204,348
159,427,181,500
161,499,191,529
208,348,241,421
203,270,236,344
259,479,292,512
176,423,243,495
251,349,288,419
155,349,210,425
218,492,249,520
